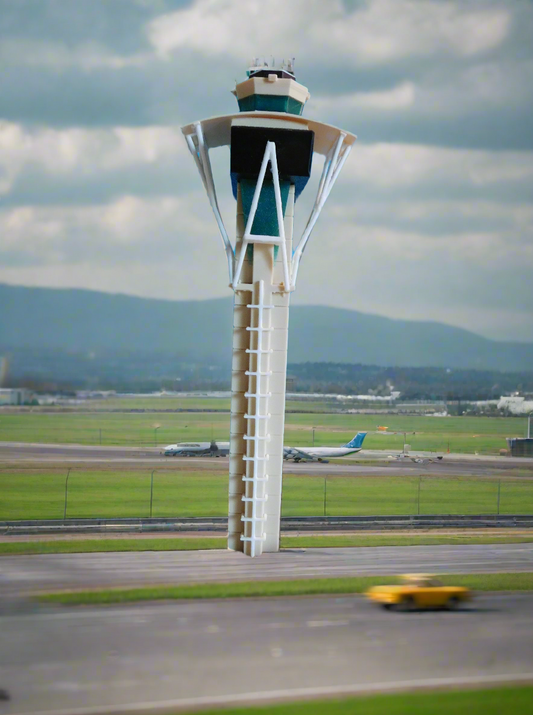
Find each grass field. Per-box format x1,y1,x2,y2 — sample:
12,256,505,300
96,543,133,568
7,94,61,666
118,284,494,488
73,396,354,413
0,411,528,453
2,534,532,556
182,687,533,715
2,468,533,521
36,573,533,605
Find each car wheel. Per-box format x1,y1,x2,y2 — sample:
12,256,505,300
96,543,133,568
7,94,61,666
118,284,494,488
382,603,393,610
447,596,461,610
399,596,416,612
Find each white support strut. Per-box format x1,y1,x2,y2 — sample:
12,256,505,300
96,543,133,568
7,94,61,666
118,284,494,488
291,132,352,288
183,118,354,294
186,124,235,284
232,141,291,293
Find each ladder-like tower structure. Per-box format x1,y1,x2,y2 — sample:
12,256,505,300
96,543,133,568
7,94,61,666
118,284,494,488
182,60,356,556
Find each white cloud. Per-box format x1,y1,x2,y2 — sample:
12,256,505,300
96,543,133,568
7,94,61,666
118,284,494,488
148,0,510,65
4,123,531,202
0,192,232,301
0,122,187,194
342,143,533,188
0,193,211,261
313,82,416,112
0,39,149,71
293,217,533,340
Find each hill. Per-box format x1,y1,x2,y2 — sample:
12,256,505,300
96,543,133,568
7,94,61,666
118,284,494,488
1,283,532,371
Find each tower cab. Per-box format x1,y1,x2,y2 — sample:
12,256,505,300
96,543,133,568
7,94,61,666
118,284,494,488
232,58,310,115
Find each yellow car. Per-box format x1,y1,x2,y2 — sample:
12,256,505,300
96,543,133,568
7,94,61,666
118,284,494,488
366,574,472,611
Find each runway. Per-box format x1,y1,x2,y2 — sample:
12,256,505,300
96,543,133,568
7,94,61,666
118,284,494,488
1,544,532,596
1,593,532,714
2,442,532,477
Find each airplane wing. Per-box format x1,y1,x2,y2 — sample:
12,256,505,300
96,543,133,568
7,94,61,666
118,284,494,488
292,448,315,461
409,455,443,464
284,448,329,463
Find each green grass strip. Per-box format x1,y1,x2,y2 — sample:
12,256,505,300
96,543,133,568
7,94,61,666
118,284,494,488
189,686,533,715
37,572,533,606
0,537,225,555
282,534,533,548
179,685,533,715
2,533,533,556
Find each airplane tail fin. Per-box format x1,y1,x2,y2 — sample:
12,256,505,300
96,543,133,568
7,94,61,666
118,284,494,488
343,432,367,449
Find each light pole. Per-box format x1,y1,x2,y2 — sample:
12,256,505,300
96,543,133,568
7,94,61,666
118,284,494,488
528,412,533,439
154,425,161,447
63,468,71,521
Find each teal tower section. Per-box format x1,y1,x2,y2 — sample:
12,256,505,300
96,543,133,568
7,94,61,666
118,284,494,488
230,62,314,261
240,179,290,260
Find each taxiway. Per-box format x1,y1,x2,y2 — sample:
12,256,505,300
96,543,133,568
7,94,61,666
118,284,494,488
1,593,532,714
1,544,532,596
2,442,532,477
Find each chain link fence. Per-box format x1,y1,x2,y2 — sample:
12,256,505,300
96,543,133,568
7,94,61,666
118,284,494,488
1,468,533,521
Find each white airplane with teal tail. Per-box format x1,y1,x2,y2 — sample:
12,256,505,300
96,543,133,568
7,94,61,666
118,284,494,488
283,432,367,463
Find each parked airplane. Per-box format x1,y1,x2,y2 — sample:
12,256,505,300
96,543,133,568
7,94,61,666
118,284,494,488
163,432,367,461
163,441,229,457
283,432,367,463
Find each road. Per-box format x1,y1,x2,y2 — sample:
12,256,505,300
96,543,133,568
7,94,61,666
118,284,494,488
1,544,532,596
2,442,532,476
1,593,532,714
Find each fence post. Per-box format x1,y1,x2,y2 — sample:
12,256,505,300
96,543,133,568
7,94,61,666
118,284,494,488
150,470,155,518
323,476,327,518
497,479,501,515
417,476,421,516
63,468,71,521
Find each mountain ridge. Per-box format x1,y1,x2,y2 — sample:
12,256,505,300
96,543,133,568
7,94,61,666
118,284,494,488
1,283,532,371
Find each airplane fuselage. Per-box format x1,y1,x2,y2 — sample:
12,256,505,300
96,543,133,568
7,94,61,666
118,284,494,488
284,446,362,459
163,441,230,456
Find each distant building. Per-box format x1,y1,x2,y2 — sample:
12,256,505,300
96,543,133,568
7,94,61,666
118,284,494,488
0,388,34,405
497,395,533,415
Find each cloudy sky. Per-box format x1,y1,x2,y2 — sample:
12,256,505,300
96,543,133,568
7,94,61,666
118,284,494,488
1,0,532,341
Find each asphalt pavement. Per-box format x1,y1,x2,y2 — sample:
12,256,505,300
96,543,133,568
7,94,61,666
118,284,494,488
2,442,532,476
1,593,532,714
1,544,532,596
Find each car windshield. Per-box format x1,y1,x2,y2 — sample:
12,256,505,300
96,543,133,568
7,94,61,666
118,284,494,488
412,578,444,587
402,575,444,588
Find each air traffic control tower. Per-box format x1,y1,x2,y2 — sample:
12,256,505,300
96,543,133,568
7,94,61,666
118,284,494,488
182,60,356,556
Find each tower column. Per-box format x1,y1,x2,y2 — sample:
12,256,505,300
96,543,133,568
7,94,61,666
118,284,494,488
229,182,294,556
